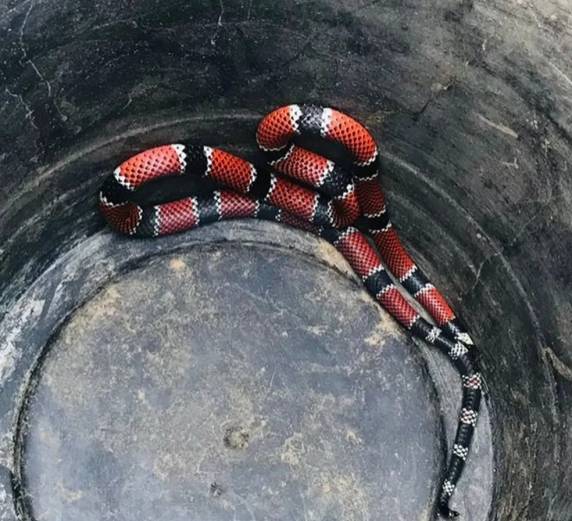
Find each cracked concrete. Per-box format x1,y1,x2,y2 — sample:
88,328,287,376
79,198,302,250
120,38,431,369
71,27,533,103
4,87,37,129
18,0,48,96
210,0,225,47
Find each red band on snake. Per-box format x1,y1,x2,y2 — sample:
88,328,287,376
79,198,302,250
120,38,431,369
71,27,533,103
99,104,482,518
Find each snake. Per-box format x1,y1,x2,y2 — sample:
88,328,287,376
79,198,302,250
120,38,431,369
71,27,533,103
99,104,482,518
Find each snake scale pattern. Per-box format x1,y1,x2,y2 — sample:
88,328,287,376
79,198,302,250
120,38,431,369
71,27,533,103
99,104,483,518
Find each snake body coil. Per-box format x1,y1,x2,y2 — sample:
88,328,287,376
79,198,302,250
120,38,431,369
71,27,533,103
99,104,482,518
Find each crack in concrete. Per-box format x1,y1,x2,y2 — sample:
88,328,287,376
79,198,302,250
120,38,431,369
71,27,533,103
0,0,32,24
13,0,66,124
18,0,51,97
4,87,38,129
210,0,225,47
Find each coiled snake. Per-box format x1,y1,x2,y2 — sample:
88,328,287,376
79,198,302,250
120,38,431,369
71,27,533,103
99,104,482,518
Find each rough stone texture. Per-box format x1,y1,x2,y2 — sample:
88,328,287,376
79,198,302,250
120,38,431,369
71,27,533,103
0,1,570,520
